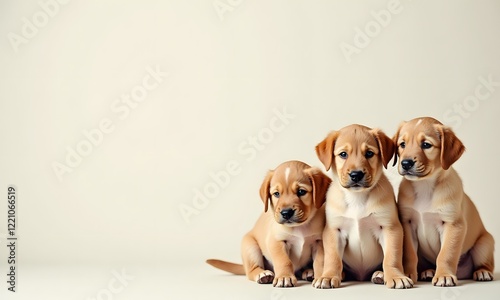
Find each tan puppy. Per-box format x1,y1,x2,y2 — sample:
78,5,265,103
313,124,413,289
393,117,495,286
207,160,332,287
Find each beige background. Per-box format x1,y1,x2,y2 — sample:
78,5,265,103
1,0,499,299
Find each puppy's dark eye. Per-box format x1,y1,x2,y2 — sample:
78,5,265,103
365,150,374,159
273,192,280,198
297,189,307,197
339,152,348,159
400,142,406,149
421,142,432,149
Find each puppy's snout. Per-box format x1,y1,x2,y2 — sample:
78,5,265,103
280,208,295,220
349,171,365,183
401,159,415,171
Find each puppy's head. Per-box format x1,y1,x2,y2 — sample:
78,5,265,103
316,124,394,192
392,117,465,180
259,160,332,226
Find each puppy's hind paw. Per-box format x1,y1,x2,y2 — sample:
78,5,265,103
371,271,384,284
473,269,493,281
257,270,274,284
301,269,314,282
421,269,435,281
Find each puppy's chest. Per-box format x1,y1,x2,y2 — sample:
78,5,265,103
410,183,444,226
329,195,384,271
341,201,378,233
278,227,321,266
408,183,444,259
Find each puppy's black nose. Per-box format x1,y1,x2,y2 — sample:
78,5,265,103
401,159,415,171
349,171,365,183
280,209,295,220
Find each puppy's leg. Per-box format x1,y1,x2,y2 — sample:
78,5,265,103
380,222,414,289
401,217,418,283
307,239,324,283
313,226,343,289
268,240,297,287
433,219,466,287
398,188,419,283
471,231,495,281
241,234,274,284
300,240,324,282
312,240,324,281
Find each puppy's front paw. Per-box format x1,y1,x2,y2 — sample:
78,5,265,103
312,276,341,289
273,275,297,288
301,269,314,282
384,274,414,289
420,269,435,281
256,270,274,284
432,273,457,287
473,269,493,281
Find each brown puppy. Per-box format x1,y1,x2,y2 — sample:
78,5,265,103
393,117,495,286
313,124,413,289
207,160,332,287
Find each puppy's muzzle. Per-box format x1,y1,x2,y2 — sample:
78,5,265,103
277,208,303,224
400,159,427,178
344,170,369,189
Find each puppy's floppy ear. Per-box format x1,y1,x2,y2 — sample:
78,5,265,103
435,125,465,170
315,131,339,171
391,122,404,167
259,170,274,212
304,167,332,209
371,128,395,169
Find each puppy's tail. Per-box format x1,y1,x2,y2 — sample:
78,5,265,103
206,259,245,275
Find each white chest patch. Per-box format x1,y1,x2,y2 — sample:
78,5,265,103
337,193,384,280
286,235,307,268
412,181,443,261
273,225,320,272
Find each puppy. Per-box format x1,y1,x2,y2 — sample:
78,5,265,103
393,117,495,286
207,160,332,287
313,124,413,289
